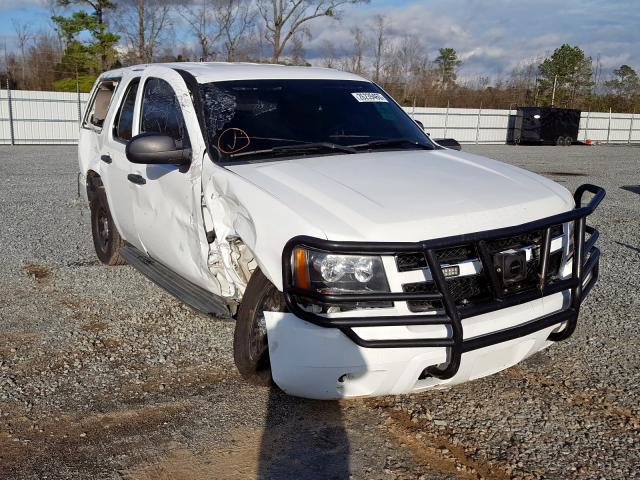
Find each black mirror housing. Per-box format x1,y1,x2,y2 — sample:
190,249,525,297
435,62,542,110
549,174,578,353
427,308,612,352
433,138,462,151
126,133,191,165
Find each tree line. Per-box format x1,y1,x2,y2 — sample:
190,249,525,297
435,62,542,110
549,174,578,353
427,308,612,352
1,0,639,113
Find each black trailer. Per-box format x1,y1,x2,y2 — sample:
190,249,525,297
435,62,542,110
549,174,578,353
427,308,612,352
512,107,581,146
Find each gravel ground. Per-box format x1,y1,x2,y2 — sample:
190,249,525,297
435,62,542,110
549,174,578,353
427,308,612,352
0,144,638,480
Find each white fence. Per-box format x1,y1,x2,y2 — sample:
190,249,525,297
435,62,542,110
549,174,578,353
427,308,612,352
409,106,640,145
0,89,90,145
1,88,639,145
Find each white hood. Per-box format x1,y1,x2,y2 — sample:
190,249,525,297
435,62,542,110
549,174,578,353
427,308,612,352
226,149,574,242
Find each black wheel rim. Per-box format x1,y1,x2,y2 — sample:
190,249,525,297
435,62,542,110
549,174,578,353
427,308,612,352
248,286,284,365
96,206,110,253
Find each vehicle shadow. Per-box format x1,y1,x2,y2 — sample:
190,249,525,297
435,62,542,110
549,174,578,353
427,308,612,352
257,387,350,480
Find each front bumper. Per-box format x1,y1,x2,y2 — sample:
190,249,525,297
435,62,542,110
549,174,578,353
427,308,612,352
266,291,571,399
270,184,604,399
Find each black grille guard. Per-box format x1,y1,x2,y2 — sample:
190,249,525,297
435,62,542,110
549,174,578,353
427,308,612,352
282,184,605,380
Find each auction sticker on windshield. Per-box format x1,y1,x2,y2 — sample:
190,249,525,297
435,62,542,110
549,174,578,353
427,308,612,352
351,92,388,103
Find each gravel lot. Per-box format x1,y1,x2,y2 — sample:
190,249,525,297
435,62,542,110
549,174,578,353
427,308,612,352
0,144,638,480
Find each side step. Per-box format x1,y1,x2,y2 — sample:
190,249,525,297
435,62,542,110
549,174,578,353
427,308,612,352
121,244,231,319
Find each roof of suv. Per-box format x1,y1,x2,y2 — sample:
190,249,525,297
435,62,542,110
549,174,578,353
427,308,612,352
102,62,367,84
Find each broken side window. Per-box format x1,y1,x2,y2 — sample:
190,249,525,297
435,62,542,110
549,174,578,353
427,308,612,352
83,79,119,130
112,78,139,142
140,78,191,147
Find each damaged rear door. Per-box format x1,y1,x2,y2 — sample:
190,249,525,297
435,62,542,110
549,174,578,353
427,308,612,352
128,68,216,291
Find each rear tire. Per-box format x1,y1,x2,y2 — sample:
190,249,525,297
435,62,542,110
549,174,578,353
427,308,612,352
90,188,126,266
233,269,286,386
556,136,565,146
564,136,573,146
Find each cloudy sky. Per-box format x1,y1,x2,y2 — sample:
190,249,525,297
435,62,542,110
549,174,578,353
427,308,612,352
0,0,638,79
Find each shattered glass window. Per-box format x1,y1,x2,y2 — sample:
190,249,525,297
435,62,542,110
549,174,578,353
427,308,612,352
140,78,190,147
113,78,139,142
199,79,432,162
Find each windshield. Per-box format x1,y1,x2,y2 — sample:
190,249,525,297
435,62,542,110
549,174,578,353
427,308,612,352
199,79,435,162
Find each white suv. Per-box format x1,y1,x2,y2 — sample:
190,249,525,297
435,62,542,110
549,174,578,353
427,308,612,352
78,63,604,399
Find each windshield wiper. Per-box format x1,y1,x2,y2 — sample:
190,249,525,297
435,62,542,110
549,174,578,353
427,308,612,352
349,138,434,150
230,142,356,159
273,142,357,154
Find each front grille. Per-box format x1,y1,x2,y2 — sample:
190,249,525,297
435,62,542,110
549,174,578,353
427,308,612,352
395,225,563,272
396,252,427,271
486,224,562,253
404,275,491,312
400,226,565,312
396,244,476,271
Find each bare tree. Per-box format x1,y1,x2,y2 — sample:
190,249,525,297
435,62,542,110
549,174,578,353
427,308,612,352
216,0,254,61
397,35,422,98
12,20,34,85
257,0,369,63
116,0,173,63
290,34,306,65
345,26,365,75
372,14,385,83
320,39,338,68
4,31,64,90
179,0,222,60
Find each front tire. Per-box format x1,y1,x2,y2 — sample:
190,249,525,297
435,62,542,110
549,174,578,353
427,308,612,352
90,188,126,266
233,269,286,386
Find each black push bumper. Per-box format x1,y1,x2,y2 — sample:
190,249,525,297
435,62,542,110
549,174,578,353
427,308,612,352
282,184,605,380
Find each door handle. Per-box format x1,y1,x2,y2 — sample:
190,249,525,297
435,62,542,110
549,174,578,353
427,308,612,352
100,154,112,164
127,174,146,185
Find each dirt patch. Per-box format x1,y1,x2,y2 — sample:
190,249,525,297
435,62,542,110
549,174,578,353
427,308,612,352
126,366,228,396
365,399,515,479
127,429,263,480
22,263,52,282
81,321,108,332
505,366,640,427
0,402,191,479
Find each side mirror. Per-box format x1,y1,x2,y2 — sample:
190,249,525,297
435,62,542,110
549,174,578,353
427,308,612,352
126,133,191,165
415,119,424,130
433,138,462,151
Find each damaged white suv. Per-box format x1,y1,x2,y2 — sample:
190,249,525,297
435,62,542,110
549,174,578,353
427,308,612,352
78,63,604,399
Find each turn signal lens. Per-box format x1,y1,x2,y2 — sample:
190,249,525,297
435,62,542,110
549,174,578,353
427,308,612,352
293,247,310,289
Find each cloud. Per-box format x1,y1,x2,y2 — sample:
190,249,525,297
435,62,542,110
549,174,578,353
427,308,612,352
300,0,640,79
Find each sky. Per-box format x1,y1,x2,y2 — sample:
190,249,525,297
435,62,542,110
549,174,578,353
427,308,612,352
1,0,639,80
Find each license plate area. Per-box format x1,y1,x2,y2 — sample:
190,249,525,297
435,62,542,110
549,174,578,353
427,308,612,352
493,249,527,286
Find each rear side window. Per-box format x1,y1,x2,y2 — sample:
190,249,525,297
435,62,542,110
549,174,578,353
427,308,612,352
83,79,119,130
140,78,190,147
113,79,140,142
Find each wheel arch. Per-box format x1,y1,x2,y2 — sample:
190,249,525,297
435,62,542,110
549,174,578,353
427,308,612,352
86,170,103,203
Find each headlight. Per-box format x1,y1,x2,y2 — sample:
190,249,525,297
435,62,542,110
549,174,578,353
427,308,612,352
291,247,389,294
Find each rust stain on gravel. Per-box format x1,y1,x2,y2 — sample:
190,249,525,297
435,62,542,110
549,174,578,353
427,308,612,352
364,399,512,479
